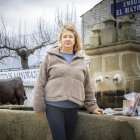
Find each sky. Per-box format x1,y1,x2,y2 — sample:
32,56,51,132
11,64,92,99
0,0,102,34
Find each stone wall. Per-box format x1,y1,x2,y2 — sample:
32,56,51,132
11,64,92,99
0,108,52,140
86,41,140,92
0,106,139,140
81,0,111,47
73,111,137,140
85,40,140,108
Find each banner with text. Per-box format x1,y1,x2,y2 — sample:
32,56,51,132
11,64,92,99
0,69,39,86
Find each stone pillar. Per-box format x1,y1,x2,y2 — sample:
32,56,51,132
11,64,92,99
89,25,101,47
101,15,118,45
118,16,136,41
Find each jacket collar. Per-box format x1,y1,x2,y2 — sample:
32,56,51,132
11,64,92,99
47,47,84,59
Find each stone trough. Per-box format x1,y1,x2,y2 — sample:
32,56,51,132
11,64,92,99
0,105,139,140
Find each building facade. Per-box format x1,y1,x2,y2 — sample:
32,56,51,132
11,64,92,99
81,0,140,47
81,0,140,108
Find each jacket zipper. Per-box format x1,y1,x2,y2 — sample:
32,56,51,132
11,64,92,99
67,63,69,100
57,54,79,99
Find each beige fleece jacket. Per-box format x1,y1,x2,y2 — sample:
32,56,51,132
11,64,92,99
33,47,98,113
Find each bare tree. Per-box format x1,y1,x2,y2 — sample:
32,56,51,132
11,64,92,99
55,4,77,28
0,16,14,64
0,16,57,69
1,34,57,69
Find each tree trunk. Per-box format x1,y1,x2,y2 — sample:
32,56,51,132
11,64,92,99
21,56,29,69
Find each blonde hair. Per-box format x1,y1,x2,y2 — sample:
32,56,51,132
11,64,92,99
58,24,83,53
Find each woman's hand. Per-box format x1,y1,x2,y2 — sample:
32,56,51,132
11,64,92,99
92,108,104,115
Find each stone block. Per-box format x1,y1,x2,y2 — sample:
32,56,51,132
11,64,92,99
101,27,118,45
105,55,120,72
0,109,52,140
134,79,140,92
126,79,133,92
72,112,137,140
118,28,136,41
90,57,102,77
89,35,101,47
122,53,140,77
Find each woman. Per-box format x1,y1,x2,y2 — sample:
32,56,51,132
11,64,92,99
33,24,103,140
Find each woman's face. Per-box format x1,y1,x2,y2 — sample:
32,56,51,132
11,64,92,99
61,30,75,50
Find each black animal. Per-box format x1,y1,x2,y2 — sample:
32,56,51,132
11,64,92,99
0,77,27,105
